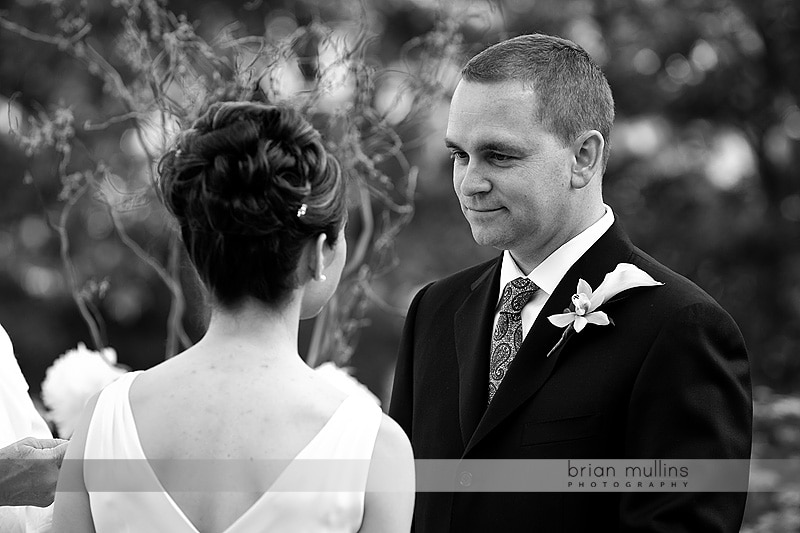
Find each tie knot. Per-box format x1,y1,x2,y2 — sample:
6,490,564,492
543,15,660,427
498,277,539,314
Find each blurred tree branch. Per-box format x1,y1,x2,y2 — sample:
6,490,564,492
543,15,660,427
1,0,464,366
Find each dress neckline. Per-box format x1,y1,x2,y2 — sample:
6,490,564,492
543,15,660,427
118,371,356,533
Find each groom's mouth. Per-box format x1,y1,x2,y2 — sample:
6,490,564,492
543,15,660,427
464,206,504,214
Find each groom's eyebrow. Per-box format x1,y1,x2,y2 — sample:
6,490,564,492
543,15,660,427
444,138,527,155
477,140,526,154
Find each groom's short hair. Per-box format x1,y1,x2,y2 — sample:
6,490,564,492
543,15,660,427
462,33,615,168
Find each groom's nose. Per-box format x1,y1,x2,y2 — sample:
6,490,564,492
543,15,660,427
456,163,492,197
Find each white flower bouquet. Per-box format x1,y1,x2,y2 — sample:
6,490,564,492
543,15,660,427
41,343,127,438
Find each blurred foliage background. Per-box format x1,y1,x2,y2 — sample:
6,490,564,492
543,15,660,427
1,0,799,529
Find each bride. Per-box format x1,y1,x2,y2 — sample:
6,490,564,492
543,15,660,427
52,101,415,532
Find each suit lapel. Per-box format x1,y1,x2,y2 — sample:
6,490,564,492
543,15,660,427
464,222,635,455
454,258,501,448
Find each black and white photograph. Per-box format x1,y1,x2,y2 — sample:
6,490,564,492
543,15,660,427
0,0,797,531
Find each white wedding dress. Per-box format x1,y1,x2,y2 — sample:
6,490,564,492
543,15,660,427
83,371,383,532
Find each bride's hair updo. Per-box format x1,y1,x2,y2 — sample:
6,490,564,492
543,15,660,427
158,101,346,308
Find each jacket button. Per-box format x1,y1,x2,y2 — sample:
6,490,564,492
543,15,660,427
459,471,472,487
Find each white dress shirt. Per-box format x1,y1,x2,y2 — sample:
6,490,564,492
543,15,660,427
0,324,54,533
492,205,615,340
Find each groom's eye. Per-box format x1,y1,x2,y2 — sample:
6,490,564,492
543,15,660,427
488,152,513,163
449,150,468,162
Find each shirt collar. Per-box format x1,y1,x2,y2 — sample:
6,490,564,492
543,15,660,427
498,205,615,301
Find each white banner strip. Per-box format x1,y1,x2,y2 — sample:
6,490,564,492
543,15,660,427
33,458,795,493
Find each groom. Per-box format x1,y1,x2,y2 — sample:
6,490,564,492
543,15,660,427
389,33,752,532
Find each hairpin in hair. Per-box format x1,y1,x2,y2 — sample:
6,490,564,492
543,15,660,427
297,203,308,217
175,149,183,158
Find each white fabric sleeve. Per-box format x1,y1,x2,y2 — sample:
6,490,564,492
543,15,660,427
0,324,55,533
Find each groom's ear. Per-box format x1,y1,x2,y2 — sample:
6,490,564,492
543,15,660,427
570,130,604,189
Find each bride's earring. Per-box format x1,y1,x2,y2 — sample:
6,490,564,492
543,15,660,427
317,273,327,282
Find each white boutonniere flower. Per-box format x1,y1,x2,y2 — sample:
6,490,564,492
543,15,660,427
545,263,663,357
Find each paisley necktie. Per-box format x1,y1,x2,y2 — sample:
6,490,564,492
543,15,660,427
488,277,539,403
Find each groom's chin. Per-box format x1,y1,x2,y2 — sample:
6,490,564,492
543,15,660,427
467,226,507,250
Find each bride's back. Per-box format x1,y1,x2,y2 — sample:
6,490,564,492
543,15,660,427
128,348,351,532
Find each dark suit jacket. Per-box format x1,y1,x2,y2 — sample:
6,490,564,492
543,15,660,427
389,221,752,533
